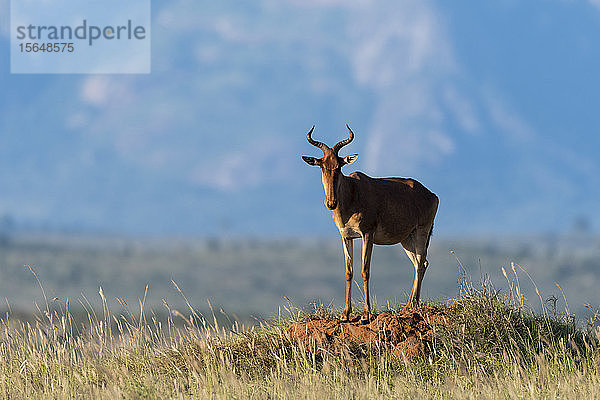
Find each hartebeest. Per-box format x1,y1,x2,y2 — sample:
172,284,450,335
302,125,439,323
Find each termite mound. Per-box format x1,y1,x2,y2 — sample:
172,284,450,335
286,305,449,360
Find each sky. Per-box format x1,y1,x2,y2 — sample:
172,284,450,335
0,0,599,236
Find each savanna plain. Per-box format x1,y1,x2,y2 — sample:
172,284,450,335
0,232,599,398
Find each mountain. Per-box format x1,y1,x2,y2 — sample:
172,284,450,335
0,0,599,236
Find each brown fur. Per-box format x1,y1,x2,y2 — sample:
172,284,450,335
302,126,439,322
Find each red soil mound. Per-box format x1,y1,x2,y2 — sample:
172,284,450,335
286,306,449,359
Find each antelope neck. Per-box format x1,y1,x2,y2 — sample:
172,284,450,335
333,173,355,213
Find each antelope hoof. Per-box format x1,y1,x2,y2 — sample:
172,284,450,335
340,311,351,322
360,313,371,324
403,301,419,311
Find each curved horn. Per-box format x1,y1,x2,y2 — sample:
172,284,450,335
306,125,329,153
333,124,355,153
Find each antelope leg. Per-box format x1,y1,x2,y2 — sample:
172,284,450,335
341,237,353,321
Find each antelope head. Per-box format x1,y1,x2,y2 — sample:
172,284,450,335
302,125,359,210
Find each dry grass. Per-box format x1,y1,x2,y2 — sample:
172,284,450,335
0,266,599,399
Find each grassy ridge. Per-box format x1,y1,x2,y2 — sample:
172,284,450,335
3,234,599,319
0,270,599,399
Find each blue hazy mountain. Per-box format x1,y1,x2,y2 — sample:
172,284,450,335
0,0,599,236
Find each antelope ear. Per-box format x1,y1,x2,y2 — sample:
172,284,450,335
302,156,321,166
343,154,359,165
